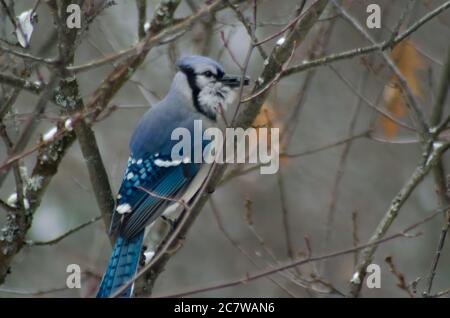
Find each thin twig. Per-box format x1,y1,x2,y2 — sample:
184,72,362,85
351,210,359,269
348,141,450,297
157,208,443,298
329,63,415,132
0,72,44,94
385,256,414,297
322,68,366,274
425,44,450,291
209,197,297,297
136,0,147,40
285,131,370,158
26,216,102,246
331,0,429,140
282,1,450,78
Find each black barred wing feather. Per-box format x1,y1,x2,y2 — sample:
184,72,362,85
109,153,199,240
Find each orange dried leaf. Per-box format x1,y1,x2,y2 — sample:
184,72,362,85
248,104,282,163
380,41,424,138
252,104,279,148
253,104,277,129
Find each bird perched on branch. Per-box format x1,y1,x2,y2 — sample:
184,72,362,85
96,55,249,298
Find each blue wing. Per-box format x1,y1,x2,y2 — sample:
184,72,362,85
110,153,200,240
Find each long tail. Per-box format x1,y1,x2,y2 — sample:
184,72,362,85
96,231,144,298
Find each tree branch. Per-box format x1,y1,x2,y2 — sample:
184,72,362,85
424,44,450,296
282,1,450,78
55,0,115,241
0,72,43,94
26,216,102,246
349,141,450,297
157,208,443,298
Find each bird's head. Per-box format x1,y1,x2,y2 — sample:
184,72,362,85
174,55,250,120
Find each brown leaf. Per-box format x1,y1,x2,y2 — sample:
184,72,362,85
252,104,279,147
380,41,424,138
250,103,286,165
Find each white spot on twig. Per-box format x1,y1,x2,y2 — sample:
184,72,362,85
23,199,30,210
6,193,29,209
43,127,57,142
16,9,36,48
350,272,361,285
433,141,444,151
429,127,438,134
144,22,150,32
65,118,73,131
425,141,445,166
7,193,17,207
276,37,286,46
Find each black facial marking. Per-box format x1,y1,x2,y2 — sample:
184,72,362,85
179,65,216,121
216,68,224,79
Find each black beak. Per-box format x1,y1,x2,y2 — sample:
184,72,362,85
221,74,250,88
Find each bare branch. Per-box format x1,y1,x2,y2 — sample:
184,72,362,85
136,0,147,40
322,70,366,272
209,196,297,297
0,44,56,64
282,1,450,78
26,216,102,246
331,0,429,140
423,44,450,296
385,256,414,297
349,141,450,297
157,208,443,298
0,72,43,94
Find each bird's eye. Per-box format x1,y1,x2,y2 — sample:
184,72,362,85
203,71,213,77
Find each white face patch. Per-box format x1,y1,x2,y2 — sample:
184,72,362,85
195,74,210,88
116,203,132,214
197,81,235,115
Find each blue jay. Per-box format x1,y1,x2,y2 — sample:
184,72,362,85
96,55,249,298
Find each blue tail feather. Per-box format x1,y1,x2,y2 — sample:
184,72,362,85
96,231,144,298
